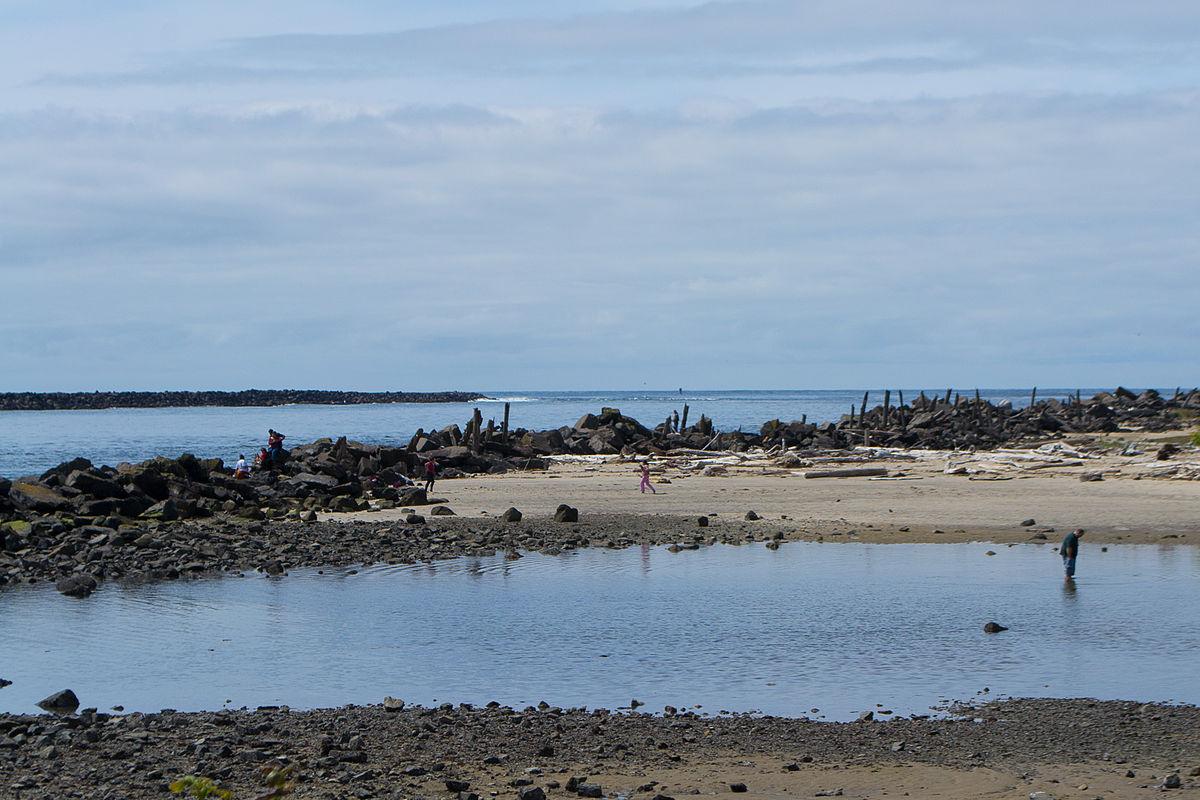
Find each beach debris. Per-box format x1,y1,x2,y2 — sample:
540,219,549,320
983,622,1009,633
814,789,844,797
803,468,888,479
37,688,80,713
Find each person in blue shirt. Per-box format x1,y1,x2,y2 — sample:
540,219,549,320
1061,529,1084,579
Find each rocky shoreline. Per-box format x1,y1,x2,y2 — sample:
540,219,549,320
1,698,1196,799
0,389,486,412
0,514,796,594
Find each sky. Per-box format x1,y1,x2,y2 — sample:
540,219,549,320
1,1,1197,391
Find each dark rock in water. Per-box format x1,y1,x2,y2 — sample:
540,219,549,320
56,574,98,598
1020,519,1036,527
430,506,455,516
405,514,426,525
697,515,709,527
554,504,579,523
262,560,285,576
857,711,874,722
37,688,80,713
502,507,523,523
729,783,748,793
518,788,547,800
0,677,11,688
983,621,1009,633
744,510,761,521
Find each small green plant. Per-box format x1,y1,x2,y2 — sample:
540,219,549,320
256,764,296,799
1191,429,1200,447
169,775,233,800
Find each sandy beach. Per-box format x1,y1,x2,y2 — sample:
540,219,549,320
338,450,1200,546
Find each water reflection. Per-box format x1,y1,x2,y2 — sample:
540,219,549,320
1,542,1197,719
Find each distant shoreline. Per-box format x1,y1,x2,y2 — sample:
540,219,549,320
0,390,488,412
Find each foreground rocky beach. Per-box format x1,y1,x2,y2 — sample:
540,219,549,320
2,698,1198,799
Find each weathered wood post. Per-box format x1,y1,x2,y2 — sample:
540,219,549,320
471,408,482,453
944,388,953,404
883,389,891,427
680,404,690,432
502,402,511,444
1030,387,1037,407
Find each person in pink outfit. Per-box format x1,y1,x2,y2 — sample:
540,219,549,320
639,462,656,494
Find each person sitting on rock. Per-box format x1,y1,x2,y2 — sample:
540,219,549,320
266,429,286,467
423,457,438,492
255,447,270,469
233,453,250,479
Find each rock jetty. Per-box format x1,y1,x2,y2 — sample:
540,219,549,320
0,389,485,411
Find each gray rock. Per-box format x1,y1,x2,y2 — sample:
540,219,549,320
744,511,760,521
1020,518,1036,527
518,788,546,800
729,784,747,794
502,507,523,523
37,688,80,713
554,504,579,523
383,696,405,712
430,506,456,516
55,574,98,598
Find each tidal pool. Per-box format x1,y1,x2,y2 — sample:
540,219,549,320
1,542,1197,719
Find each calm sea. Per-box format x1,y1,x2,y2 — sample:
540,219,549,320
0,388,1112,477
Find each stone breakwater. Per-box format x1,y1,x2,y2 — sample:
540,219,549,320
0,389,486,411
0,699,1196,799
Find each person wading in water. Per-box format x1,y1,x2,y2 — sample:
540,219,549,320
1060,528,1084,580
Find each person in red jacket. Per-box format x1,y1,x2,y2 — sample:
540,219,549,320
423,457,438,492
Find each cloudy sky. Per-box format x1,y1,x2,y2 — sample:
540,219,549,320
2,1,1197,391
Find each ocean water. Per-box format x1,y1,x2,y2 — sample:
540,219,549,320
1,542,1197,719
0,388,1104,477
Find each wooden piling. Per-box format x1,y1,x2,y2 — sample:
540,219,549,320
680,403,690,432
883,389,891,426
1030,387,1037,406
471,408,482,453
502,402,510,444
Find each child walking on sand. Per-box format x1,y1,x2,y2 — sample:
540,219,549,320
639,461,656,494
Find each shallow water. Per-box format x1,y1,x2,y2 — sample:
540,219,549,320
0,388,1103,477
2,542,1197,719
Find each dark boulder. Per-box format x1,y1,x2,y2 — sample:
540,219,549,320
554,504,579,523
502,507,523,523
56,574,98,598
9,482,71,512
37,688,80,713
